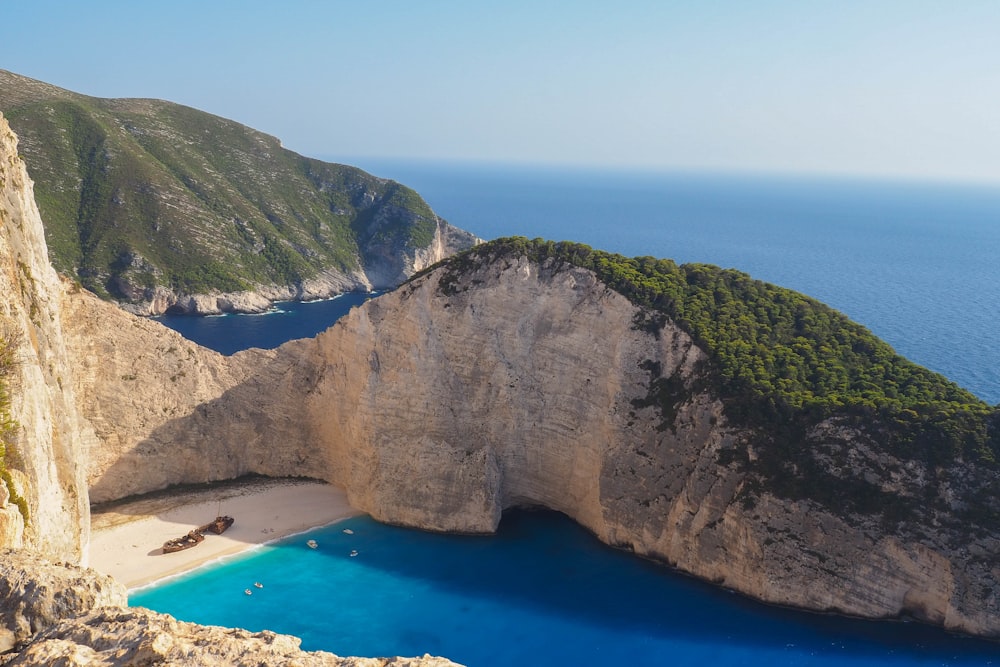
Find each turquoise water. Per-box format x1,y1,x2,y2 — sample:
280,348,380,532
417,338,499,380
142,166,1000,664
131,512,998,666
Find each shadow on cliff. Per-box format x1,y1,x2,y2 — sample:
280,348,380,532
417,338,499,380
297,509,999,661
88,340,328,515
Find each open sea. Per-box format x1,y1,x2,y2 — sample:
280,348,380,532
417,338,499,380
143,164,1000,665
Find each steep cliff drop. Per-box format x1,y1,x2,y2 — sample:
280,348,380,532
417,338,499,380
0,113,89,562
296,250,1000,640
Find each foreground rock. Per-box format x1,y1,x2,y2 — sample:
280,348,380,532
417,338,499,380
6,607,461,667
0,549,126,653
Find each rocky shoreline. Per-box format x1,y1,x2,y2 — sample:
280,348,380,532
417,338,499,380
117,221,480,316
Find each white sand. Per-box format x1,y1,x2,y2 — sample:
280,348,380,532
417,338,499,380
88,479,360,589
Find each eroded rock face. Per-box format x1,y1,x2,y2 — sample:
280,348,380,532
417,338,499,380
0,113,90,561
306,256,718,536
292,257,1000,639
0,549,126,653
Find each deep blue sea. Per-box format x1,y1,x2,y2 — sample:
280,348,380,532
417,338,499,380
144,164,1000,665
156,292,377,356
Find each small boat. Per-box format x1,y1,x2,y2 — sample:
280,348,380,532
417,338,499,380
244,589,252,596
253,582,263,589
349,549,358,557
162,530,205,554
307,539,318,549
199,515,235,535
342,529,354,535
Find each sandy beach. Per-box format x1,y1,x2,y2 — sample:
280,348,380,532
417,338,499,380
88,478,361,590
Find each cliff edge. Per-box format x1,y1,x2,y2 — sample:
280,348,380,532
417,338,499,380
0,113,89,561
298,247,1000,639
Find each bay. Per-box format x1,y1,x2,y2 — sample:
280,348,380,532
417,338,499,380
142,164,1000,665
131,511,999,666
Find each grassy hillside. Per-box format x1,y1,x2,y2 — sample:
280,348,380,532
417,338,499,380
430,238,1000,528
0,70,446,300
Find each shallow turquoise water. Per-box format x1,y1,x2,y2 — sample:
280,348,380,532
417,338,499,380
131,512,998,666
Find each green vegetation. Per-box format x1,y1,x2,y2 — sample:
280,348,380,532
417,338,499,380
0,326,29,524
0,70,449,301
430,237,1000,524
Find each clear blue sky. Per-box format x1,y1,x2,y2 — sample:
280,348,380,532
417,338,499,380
2,1,998,183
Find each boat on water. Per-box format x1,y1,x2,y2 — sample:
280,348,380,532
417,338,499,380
162,530,205,554
198,515,235,535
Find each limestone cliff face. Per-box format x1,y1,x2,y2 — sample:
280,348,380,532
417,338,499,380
58,287,325,504
0,113,89,561
291,257,1000,639
361,218,482,291
62,249,1000,639
304,256,716,535
7,97,993,640
0,549,127,653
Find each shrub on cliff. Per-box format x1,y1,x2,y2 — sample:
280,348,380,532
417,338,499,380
0,325,29,524
430,237,1000,474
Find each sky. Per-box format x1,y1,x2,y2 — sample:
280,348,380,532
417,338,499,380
2,1,999,184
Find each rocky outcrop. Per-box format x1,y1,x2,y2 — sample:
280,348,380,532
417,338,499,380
55,247,1000,640
8,607,462,667
0,113,90,561
0,549,126,653
4,101,999,648
58,285,335,503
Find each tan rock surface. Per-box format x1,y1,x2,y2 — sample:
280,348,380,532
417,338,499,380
3,109,998,648
0,113,89,561
0,549,126,653
0,550,461,667
293,256,1000,639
